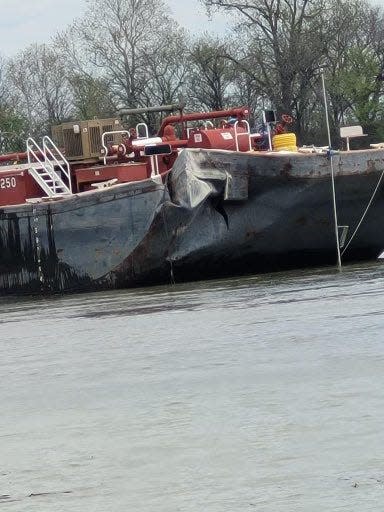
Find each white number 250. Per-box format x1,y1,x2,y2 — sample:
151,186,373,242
0,177,17,189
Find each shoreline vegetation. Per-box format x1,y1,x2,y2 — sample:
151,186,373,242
0,0,384,152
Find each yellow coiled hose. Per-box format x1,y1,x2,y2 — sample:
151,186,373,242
272,133,297,152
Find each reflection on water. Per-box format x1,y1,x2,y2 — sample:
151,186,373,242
1,262,384,511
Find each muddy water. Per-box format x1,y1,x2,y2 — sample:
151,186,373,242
1,263,384,511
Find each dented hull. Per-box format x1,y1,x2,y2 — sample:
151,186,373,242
1,148,384,294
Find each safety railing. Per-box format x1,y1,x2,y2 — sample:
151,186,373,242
233,120,251,152
42,136,72,193
27,137,71,197
136,123,149,139
101,130,130,165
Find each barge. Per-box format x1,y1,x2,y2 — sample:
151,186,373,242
0,105,383,294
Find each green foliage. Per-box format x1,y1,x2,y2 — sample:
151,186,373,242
327,46,384,143
70,75,116,120
203,0,384,145
1,0,384,147
0,107,28,152
332,48,382,122
188,35,236,111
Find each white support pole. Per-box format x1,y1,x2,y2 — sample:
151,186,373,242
321,71,342,271
266,123,272,151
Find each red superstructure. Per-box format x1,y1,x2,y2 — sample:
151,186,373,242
0,106,257,207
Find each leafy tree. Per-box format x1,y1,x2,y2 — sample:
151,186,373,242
69,75,117,120
0,108,28,152
0,55,28,151
202,0,384,144
187,35,236,111
202,1,328,117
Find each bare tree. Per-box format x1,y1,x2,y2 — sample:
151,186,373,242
202,1,328,115
7,44,73,135
202,0,384,142
142,29,190,106
71,0,187,112
55,26,118,119
186,35,236,111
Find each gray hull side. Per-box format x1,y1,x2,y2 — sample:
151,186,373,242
0,149,383,294
0,178,170,293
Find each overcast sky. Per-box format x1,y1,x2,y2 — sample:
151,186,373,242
0,0,229,57
0,0,383,57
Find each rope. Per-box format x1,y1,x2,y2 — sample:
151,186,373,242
341,165,384,257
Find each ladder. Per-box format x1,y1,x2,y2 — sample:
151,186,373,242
27,136,72,197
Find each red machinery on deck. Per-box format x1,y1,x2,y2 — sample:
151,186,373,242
0,106,256,205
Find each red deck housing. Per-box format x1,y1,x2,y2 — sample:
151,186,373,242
0,169,44,206
74,162,151,191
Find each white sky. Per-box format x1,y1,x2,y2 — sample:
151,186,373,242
0,0,230,57
0,0,383,57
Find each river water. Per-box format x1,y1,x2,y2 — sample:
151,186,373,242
1,262,384,511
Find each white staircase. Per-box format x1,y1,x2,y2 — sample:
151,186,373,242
27,136,72,197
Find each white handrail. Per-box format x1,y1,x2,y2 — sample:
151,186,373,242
42,136,72,193
27,137,55,192
233,120,251,151
27,138,44,166
27,137,71,196
136,123,149,139
101,130,130,165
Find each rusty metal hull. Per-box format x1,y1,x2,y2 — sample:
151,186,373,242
0,148,384,294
